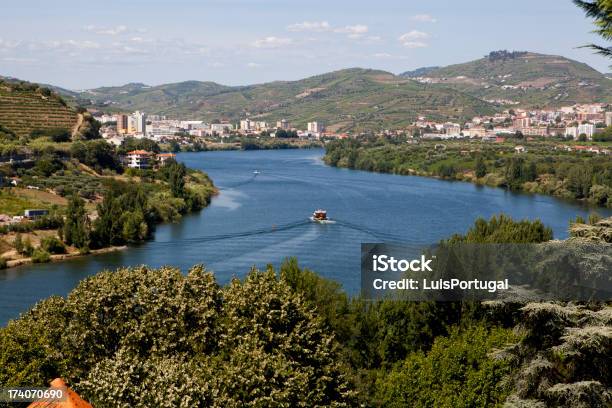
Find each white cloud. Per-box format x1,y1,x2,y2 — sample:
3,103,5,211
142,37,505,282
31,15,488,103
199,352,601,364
287,21,331,32
398,30,430,48
2,57,37,63
252,36,293,48
47,40,101,50
402,41,428,48
247,62,262,68
334,24,369,38
411,14,437,23
84,25,129,35
0,38,20,50
373,52,392,58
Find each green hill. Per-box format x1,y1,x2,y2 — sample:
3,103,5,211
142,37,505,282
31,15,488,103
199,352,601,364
73,68,495,132
0,81,78,138
401,51,612,107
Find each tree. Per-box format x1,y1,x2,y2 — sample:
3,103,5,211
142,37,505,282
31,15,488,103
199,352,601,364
63,195,89,250
0,264,355,407
13,233,24,255
567,165,593,199
524,161,537,182
574,0,612,58
41,236,66,254
168,162,187,198
376,325,517,408
447,214,553,243
475,156,487,178
169,140,181,153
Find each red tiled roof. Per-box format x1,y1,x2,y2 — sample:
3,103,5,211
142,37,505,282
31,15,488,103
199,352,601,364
157,153,176,157
127,150,152,155
28,378,92,408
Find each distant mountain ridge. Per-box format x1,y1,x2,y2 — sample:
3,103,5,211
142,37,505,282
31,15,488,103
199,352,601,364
400,51,611,107
68,68,495,132
4,51,608,133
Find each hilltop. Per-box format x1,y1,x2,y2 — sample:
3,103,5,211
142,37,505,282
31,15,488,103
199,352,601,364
69,68,494,132
401,51,611,106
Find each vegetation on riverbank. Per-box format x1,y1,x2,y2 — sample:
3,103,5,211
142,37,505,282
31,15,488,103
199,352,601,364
0,126,215,269
1,215,609,406
324,137,612,207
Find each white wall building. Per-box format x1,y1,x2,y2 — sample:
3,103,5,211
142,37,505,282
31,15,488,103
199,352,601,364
577,123,595,140
307,121,324,133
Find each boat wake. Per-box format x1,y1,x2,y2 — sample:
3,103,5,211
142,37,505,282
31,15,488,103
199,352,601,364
158,220,311,245
218,173,259,189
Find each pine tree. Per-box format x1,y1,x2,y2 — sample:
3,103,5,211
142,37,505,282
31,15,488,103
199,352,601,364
475,156,487,178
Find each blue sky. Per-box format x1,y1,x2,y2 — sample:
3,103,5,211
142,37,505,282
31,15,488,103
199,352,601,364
0,0,609,89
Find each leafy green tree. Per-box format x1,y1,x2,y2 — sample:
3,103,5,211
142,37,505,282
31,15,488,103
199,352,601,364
165,161,187,198
121,210,148,242
13,233,24,255
505,157,525,189
567,165,593,199
169,140,181,153
70,140,121,171
31,248,51,263
41,236,66,254
448,214,553,243
63,195,89,250
0,264,355,407
376,325,517,408
525,161,537,182
475,156,487,178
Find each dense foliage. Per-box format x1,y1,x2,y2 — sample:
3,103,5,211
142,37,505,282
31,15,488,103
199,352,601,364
0,264,355,407
1,216,610,407
325,138,612,207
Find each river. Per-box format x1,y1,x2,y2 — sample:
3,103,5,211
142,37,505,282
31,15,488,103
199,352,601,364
0,148,608,325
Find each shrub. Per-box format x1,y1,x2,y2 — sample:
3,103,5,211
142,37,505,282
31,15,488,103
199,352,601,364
31,248,51,263
40,236,66,254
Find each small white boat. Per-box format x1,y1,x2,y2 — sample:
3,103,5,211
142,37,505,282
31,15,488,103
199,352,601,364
309,209,335,223
253,170,260,175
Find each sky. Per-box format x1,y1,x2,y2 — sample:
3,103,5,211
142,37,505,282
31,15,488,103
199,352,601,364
0,0,609,90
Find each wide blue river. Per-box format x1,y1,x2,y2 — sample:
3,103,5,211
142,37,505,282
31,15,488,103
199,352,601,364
0,149,608,325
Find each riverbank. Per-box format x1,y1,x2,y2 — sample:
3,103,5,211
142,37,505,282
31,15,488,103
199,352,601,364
0,144,216,270
324,138,612,208
5,245,127,268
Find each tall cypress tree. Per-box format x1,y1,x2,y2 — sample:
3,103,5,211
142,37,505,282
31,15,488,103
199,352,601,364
63,195,89,250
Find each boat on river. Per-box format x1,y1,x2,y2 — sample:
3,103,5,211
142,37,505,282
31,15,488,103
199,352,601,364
310,209,335,223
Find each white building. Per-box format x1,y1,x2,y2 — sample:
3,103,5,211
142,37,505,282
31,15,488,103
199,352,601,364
210,123,233,133
307,121,324,133
577,123,595,140
126,150,153,169
133,111,147,135
605,111,612,127
565,126,578,139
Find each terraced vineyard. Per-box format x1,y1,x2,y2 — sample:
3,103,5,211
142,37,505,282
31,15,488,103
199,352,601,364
0,84,77,137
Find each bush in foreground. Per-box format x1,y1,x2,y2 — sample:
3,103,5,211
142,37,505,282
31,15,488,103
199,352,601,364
0,264,356,407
